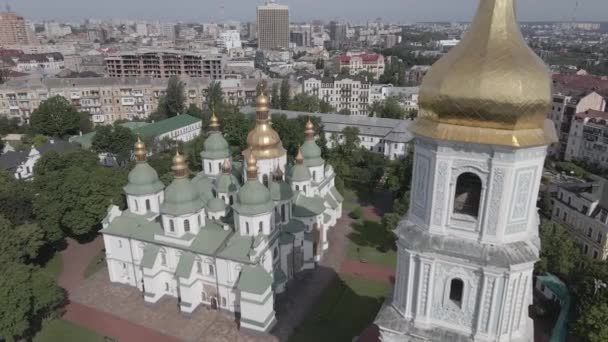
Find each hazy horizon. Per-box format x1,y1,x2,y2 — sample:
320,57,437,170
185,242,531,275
11,0,608,23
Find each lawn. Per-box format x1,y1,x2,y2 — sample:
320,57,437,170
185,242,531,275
289,274,389,342
83,249,106,279
41,253,63,279
33,319,107,342
346,219,397,268
342,187,359,211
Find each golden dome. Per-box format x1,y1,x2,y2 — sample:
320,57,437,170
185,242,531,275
304,118,315,140
134,136,146,162
171,151,188,178
273,165,284,181
244,94,286,159
295,148,304,164
222,158,231,174
246,153,258,179
412,0,557,147
209,112,220,130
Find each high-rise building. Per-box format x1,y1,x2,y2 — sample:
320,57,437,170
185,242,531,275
256,1,289,50
374,0,557,340
0,11,31,45
329,21,346,50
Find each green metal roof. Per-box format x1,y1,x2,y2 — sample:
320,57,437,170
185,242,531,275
290,164,311,182
137,114,200,138
324,193,338,209
161,178,205,216
279,231,295,245
176,252,195,278
330,187,344,202
70,121,149,150
207,197,227,212
233,180,274,215
293,193,326,217
124,162,165,196
141,244,160,268
324,213,331,224
192,173,214,205
217,234,254,263
190,222,232,255
269,180,294,202
283,220,306,234
237,265,273,295
201,132,230,159
301,140,324,167
216,173,240,193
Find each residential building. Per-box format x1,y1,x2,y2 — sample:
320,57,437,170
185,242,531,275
290,25,312,47
0,139,78,180
3,52,65,75
105,49,226,79
551,175,608,260
0,77,265,125
0,11,31,45
256,2,289,50
336,53,385,80
406,65,431,85
375,1,556,340
565,110,608,170
241,107,414,160
100,98,343,332
329,21,347,50
302,75,370,116
216,30,242,51
369,85,419,112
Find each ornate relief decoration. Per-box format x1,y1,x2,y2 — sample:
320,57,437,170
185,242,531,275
451,159,490,175
412,153,431,220
430,264,480,328
419,263,431,316
512,275,528,332
501,278,516,334
481,277,496,333
485,168,505,236
509,167,537,224
433,161,449,226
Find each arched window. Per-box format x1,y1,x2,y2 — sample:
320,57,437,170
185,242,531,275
281,204,286,220
449,278,464,307
245,222,250,234
196,260,202,273
222,195,226,201
218,162,222,170
208,162,212,172
165,282,170,291
296,185,300,191
259,221,263,233
184,219,191,232
160,251,167,266
198,215,202,227
145,199,151,211
208,264,215,276
263,174,269,187
303,185,307,193
212,189,217,197
313,171,316,181
273,247,278,259
454,173,482,218
169,220,175,232
229,196,234,205
134,200,139,211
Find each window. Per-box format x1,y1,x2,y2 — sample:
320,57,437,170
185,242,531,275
118,240,122,248
281,204,286,220
221,297,226,307
165,282,169,291
563,212,568,221
161,252,167,266
170,220,175,232
198,215,202,227
134,200,139,211
295,185,300,191
229,196,234,205
146,199,151,211
587,227,593,238
313,171,316,181
263,174,269,187
449,278,464,307
208,264,215,276
122,263,127,269
274,247,278,259
208,162,212,172
196,261,202,273
259,221,263,233
582,205,589,214
583,244,589,255
555,207,561,217
201,292,207,301
453,173,482,218
597,233,603,244
245,222,250,234
593,250,599,259
185,220,191,232
303,185,307,192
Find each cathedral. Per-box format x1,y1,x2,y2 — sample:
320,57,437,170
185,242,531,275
374,0,557,341
101,94,343,332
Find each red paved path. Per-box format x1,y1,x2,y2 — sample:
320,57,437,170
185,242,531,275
58,237,177,342
340,259,395,284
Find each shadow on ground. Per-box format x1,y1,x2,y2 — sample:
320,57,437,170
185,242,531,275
347,220,396,254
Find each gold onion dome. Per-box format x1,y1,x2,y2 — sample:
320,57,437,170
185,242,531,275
134,137,146,162
273,165,284,181
412,0,557,147
246,153,258,179
295,148,304,164
304,118,315,140
171,151,188,178
245,94,286,159
222,158,231,174
209,112,220,130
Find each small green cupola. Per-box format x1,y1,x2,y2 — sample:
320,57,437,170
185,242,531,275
233,153,273,215
161,151,205,216
216,159,240,193
201,113,230,160
290,148,311,182
300,118,324,167
123,137,165,196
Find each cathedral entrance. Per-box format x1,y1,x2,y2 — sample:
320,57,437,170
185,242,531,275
210,297,218,310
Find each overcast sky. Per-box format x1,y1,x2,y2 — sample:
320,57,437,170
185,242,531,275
11,0,608,23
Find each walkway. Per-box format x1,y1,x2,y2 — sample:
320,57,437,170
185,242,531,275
340,260,395,284
57,237,104,295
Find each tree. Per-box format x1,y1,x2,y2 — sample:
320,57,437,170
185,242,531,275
338,108,351,115
0,117,24,135
289,94,320,112
536,221,581,276
186,103,205,119
0,262,32,341
0,176,34,226
378,97,406,119
319,100,334,113
164,76,185,117
30,96,86,137
0,216,45,264
270,114,305,158
280,78,290,110
206,81,224,112
270,83,280,109
570,261,608,342
91,124,137,166
315,58,325,70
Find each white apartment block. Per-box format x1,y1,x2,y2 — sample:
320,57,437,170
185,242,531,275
566,110,608,170
336,53,385,80
369,85,419,112
0,77,270,125
216,30,242,51
302,76,370,116
547,91,606,159
551,176,608,260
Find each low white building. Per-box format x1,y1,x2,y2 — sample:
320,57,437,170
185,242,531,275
0,139,78,180
217,30,242,51
565,109,608,170
101,98,343,333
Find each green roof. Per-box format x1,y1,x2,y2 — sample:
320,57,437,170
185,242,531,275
324,193,338,209
141,244,160,268
137,114,200,138
279,231,295,245
233,180,274,216
207,197,227,212
269,180,294,202
217,234,254,263
324,213,331,224
216,173,240,193
301,140,324,167
237,265,273,295
290,164,311,182
192,173,214,205
201,132,230,159
190,222,232,255
101,211,164,242
121,121,150,130
283,220,306,234
124,162,165,196
161,178,205,216
70,121,150,150
537,273,569,299
176,252,196,278
293,194,326,217
330,187,344,202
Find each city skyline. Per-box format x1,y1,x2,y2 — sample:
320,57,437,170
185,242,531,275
11,0,608,23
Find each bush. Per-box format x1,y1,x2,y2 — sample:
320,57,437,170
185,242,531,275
350,206,363,220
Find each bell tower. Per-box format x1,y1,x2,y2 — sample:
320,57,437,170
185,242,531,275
375,0,557,341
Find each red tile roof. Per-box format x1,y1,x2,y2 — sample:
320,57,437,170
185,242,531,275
575,109,608,126
552,74,608,97
338,53,383,64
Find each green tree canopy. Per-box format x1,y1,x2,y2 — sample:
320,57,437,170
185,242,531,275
280,78,290,110
536,221,581,277
270,83,280,109
30,96,89,137
91,124,137,166
206,81,224,112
